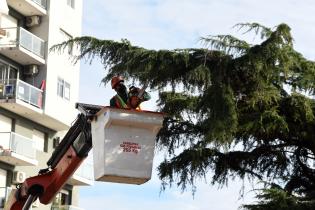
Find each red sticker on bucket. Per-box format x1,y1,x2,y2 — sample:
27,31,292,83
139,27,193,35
120,141,141,154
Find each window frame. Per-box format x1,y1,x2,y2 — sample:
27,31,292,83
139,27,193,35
57,77,64,98
59,29,73,55
57,77,70,101
67,0,75,9
32,129,46,152
0,169,7,208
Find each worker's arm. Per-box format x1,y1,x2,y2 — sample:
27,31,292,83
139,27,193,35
129,86,151,101
128,86,151,109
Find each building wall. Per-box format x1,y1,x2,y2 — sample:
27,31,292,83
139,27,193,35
0,109,56,209
0,0,86,209
44,0,83,126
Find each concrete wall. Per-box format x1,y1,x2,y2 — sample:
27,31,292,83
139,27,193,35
0,1,84,209
0,107,56,209
44,0,83,126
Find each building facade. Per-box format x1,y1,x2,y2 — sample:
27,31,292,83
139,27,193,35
0,1,93,209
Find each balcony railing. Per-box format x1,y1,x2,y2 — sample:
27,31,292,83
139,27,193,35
0,79,44,109
0,27,45,58
51,205,84,210
0,132,36,159
31,0,47,9
74,161,94,181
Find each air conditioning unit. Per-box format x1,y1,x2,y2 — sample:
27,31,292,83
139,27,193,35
26,15,41,27
24,64,39,76
13,171,26,184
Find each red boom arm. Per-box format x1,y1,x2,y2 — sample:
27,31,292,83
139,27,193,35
7,146,86,209
5,103,100,210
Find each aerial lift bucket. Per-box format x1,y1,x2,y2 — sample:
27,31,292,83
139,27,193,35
91,107,164,185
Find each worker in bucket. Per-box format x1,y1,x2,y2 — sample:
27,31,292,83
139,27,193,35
110,76,151,109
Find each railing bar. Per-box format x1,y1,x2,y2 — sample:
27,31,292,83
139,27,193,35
0,131,36,144
19,27,45,42
0,27,21,30
1,79,43,108
8,132,12,150
29,83,32,104
0,27,45,58
17,79,43,92
31,0,47,9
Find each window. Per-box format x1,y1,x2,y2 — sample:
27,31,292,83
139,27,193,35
57,78,64,98
33,129,45,152
0,61,19,100
0,169,7,208
57,77,70,100
64,82,70,100
0,114,12,149
0,61,18,81
67,0,75,8
52,189,72,207
59,29,73,55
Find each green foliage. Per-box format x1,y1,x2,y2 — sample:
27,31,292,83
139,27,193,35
242,187,315,210
51,23,315,209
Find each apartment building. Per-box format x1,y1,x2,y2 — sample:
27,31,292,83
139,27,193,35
0,0,93,209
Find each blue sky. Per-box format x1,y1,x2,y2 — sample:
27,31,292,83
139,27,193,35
78,1,315,209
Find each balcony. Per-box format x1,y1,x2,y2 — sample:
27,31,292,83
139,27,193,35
51,205,84,210
0,79,62,130
7,0,47,16
0,78,44,114
68,161,94,186
0,27,45,65
0,79,69,131
0,132,38,166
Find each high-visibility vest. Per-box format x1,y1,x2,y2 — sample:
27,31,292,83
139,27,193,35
114,94,129,109
114,94,141,110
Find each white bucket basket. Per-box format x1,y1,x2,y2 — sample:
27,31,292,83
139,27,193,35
91,107,164,185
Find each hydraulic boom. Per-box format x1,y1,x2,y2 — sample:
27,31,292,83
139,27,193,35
5,103,102,210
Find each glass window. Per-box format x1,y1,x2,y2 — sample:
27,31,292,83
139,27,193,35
33,129,45,152
67,0,75,9
0,114,12,149
0,61,18,82
0,65,7,82
57,77,64,98
59,29,73,55
64,82,70,100
52,189,71,207
57,77,70,101
0,169,7,208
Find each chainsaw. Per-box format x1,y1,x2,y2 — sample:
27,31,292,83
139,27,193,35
128,82,149,109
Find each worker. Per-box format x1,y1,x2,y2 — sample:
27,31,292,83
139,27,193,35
110,76,151,109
